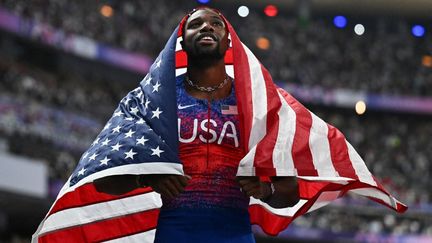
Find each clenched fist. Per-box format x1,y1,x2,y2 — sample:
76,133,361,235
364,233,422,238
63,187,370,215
145,174,191,200
236,176,272,200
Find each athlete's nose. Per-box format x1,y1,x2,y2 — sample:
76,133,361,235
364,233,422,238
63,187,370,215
200,21,215,32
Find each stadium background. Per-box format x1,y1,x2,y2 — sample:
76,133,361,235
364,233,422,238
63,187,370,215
0,0,431,242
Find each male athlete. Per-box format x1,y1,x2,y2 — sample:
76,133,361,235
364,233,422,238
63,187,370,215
95,7,299,243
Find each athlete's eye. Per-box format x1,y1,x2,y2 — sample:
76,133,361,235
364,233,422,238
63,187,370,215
188,21,202,29
212,21,223,27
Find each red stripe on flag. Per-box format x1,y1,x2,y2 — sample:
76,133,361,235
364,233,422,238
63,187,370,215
228,24,253,152
278,90,318,176
253,67,281,175
249,204,293,236
175,51,187,68
249,179,335,235
48,183,153,216
39,209,159,243
175,49,233,69
327,124,358,179
224,48,233,64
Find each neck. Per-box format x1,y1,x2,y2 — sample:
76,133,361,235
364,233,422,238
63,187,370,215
187,58,226,87
185,57,232,100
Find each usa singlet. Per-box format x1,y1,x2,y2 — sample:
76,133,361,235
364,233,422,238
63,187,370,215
154,75,255,243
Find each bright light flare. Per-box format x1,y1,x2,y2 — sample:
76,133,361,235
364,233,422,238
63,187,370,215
412,25,425,37
333,16,347,28
355,101,366,115
354,24,365,35
264,5,278,17
238,6,249,17
256,37,270,50
100,5,114,18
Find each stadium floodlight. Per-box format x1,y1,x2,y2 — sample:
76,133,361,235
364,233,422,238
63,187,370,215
412,25,425,37
333,16,347,28
238,6,249,17
354,24,365,35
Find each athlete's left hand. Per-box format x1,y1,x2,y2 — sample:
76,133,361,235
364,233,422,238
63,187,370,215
237,176,271,200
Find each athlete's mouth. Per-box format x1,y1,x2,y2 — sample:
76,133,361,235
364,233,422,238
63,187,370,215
196,34,217,44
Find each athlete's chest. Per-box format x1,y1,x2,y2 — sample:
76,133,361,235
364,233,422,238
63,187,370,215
176,81,240,148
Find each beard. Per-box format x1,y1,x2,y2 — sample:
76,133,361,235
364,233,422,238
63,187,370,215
187,41,225,61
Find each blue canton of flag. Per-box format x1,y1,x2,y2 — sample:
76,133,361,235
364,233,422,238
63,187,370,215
70,27,181,187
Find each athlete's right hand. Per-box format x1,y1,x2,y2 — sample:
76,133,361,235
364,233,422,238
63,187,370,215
145,174,191,200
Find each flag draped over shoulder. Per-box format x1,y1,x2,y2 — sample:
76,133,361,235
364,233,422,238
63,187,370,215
33,9,407,243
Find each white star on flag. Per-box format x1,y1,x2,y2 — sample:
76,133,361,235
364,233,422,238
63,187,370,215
144,98,151,109
125,129,136,138
101,138,111,146
136,119,145,125
152,81,161,93
136,91,143,99
112,125,121,133
144,76,152,87
91,138,100,146
136,136,149,146
77,167,86,176
124,149,137,159
111,142,123,151
130,107,139,115
99,156,111,166
82,151,89,159
125,117,134,121
114,110,124,117
89,153,98,161
151,107,163,119
156,58,162,68
151,146,164,157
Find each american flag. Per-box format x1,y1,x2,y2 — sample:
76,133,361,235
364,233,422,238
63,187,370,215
33,10,407,243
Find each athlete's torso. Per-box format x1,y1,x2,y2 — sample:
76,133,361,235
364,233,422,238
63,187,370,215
161,75,249,210
155,75,254,243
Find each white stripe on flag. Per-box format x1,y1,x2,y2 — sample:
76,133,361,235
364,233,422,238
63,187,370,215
249,198,307,217
39,192,162,235
346,141,377,186
176,66,233,77
175,68,187,77
237,147,257,176
57,163,183,199
350,188,398,209
307,190,341,212
309,113,339,177
272,91,297,176
102,229,156,243
175,37,183,52
242,44,268,152
226,64,234,78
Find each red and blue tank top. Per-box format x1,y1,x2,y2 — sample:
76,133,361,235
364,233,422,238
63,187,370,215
161,75,249,210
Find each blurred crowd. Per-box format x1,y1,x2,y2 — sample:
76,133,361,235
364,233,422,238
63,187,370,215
1,0,431,96
293,207,432,237
1,0,432,239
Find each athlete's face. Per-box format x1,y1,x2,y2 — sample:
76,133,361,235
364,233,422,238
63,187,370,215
182,9,229,60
